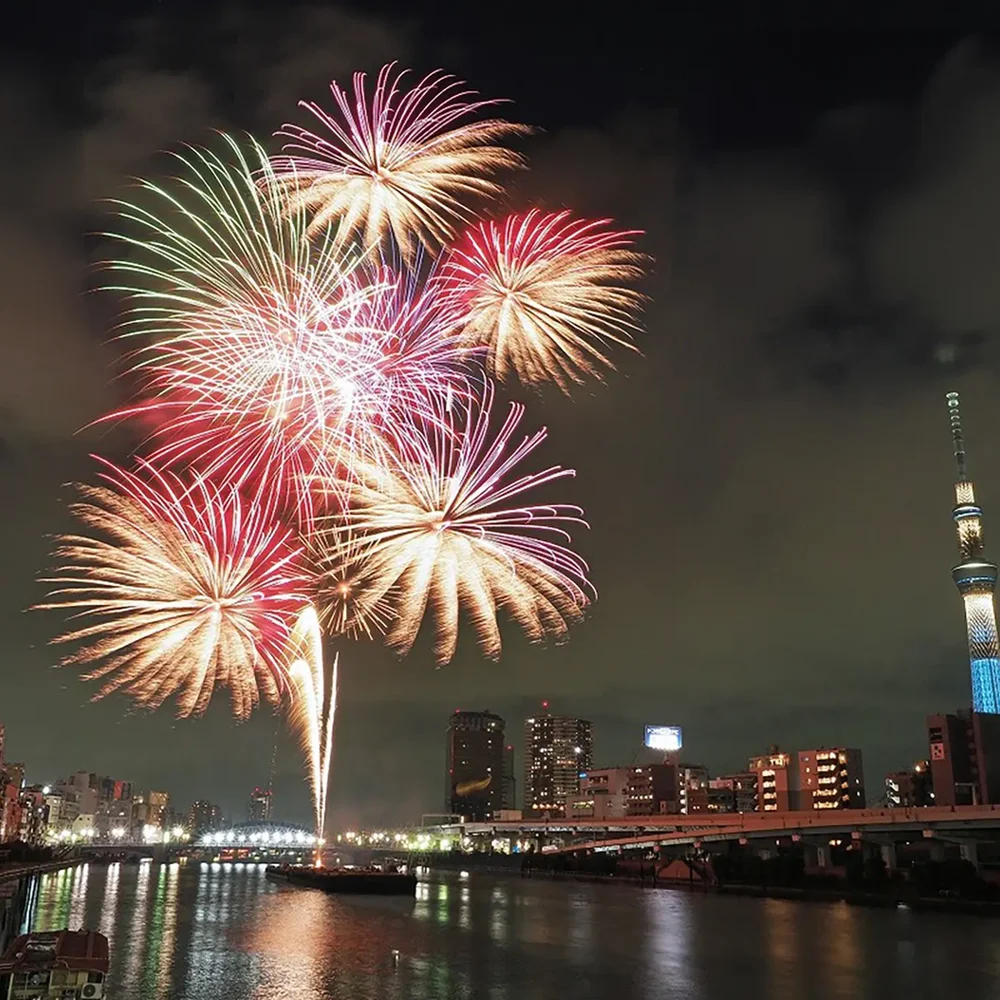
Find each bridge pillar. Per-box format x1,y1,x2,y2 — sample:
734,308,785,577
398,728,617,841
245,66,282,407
960,841,979,868
880,842,897,870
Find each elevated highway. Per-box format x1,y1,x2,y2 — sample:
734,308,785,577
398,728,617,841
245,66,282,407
414,805,1000,866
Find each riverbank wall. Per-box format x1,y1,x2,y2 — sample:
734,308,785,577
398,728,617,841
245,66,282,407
424,855,1000,914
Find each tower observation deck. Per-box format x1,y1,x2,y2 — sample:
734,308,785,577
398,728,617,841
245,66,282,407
946,392,1000,713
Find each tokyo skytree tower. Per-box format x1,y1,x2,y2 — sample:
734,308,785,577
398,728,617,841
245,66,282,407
947,392,1000,713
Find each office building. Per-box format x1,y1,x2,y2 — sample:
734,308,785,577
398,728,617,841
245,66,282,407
748,747,798,812
44,791,78,832
625,764,678,815
713,771,759,813
57,772,99,817
133,790,170,834
247,787,272,823
18,788,49,845
95,798,133,838
798,748,865,810
0,784,19,843
678,764,710,813
97,777,132,804
706,777,738,812
501,744,516,810
570,767,629,819
927,711,1000,805
885,761,933,808
445,710,506,821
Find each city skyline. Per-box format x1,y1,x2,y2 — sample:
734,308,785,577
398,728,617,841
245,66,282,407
4,9,1000,824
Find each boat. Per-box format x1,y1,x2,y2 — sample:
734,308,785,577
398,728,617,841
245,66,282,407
0,929,109,998
266,863,417,895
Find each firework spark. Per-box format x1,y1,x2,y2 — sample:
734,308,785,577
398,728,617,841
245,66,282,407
441,209,646,391
327,385,593,664
37,460,312,719
285,606,337,854
272,63,528,260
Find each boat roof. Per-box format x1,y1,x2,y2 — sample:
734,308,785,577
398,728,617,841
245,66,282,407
0,930,109,975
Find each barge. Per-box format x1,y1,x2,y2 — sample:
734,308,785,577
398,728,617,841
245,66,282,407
266,864,417,895
0,929,109,999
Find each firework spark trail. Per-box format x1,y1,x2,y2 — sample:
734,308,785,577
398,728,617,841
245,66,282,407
326,384,593,664
36,459,312,719
441,209,646,391
286,606,337,851
271,62,529,260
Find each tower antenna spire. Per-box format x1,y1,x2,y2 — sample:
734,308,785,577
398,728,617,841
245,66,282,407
947,391,969,481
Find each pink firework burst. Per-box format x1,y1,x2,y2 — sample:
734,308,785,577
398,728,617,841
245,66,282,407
271,62,529,259
441,209,646,391
104,136,463,525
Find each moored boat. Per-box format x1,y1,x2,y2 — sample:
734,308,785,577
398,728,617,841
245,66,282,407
266,863,417,895
0,929,109,998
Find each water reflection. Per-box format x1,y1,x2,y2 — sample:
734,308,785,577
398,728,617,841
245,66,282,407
22,864,1000,999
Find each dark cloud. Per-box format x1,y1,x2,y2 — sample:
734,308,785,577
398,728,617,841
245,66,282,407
3,15,1000,824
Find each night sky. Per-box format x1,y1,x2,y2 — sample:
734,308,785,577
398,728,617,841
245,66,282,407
2,3,1000,827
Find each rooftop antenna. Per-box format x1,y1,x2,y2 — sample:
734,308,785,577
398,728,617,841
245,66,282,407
947,391,968,481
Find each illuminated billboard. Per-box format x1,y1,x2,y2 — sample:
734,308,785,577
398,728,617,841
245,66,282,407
644,725,683,752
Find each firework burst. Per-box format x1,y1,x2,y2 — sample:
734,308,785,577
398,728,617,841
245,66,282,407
37,460,312,719
271,63,529,260
305,525,394,640
441,209,646,391
327,385,593,664
104,134,392,523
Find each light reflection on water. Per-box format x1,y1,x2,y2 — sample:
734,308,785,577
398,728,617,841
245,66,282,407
23,862,1000,999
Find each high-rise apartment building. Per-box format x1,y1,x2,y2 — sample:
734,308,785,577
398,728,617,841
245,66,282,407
188,800,223,836
523,703,593,815
247,787,272,823
798,748,865,810
748,747,797,812
501,744,516,810
445,710,505,821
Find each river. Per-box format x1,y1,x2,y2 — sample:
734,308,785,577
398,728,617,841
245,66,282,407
20,861,1000,998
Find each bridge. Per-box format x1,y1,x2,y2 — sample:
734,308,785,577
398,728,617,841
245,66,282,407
73,822,319,862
